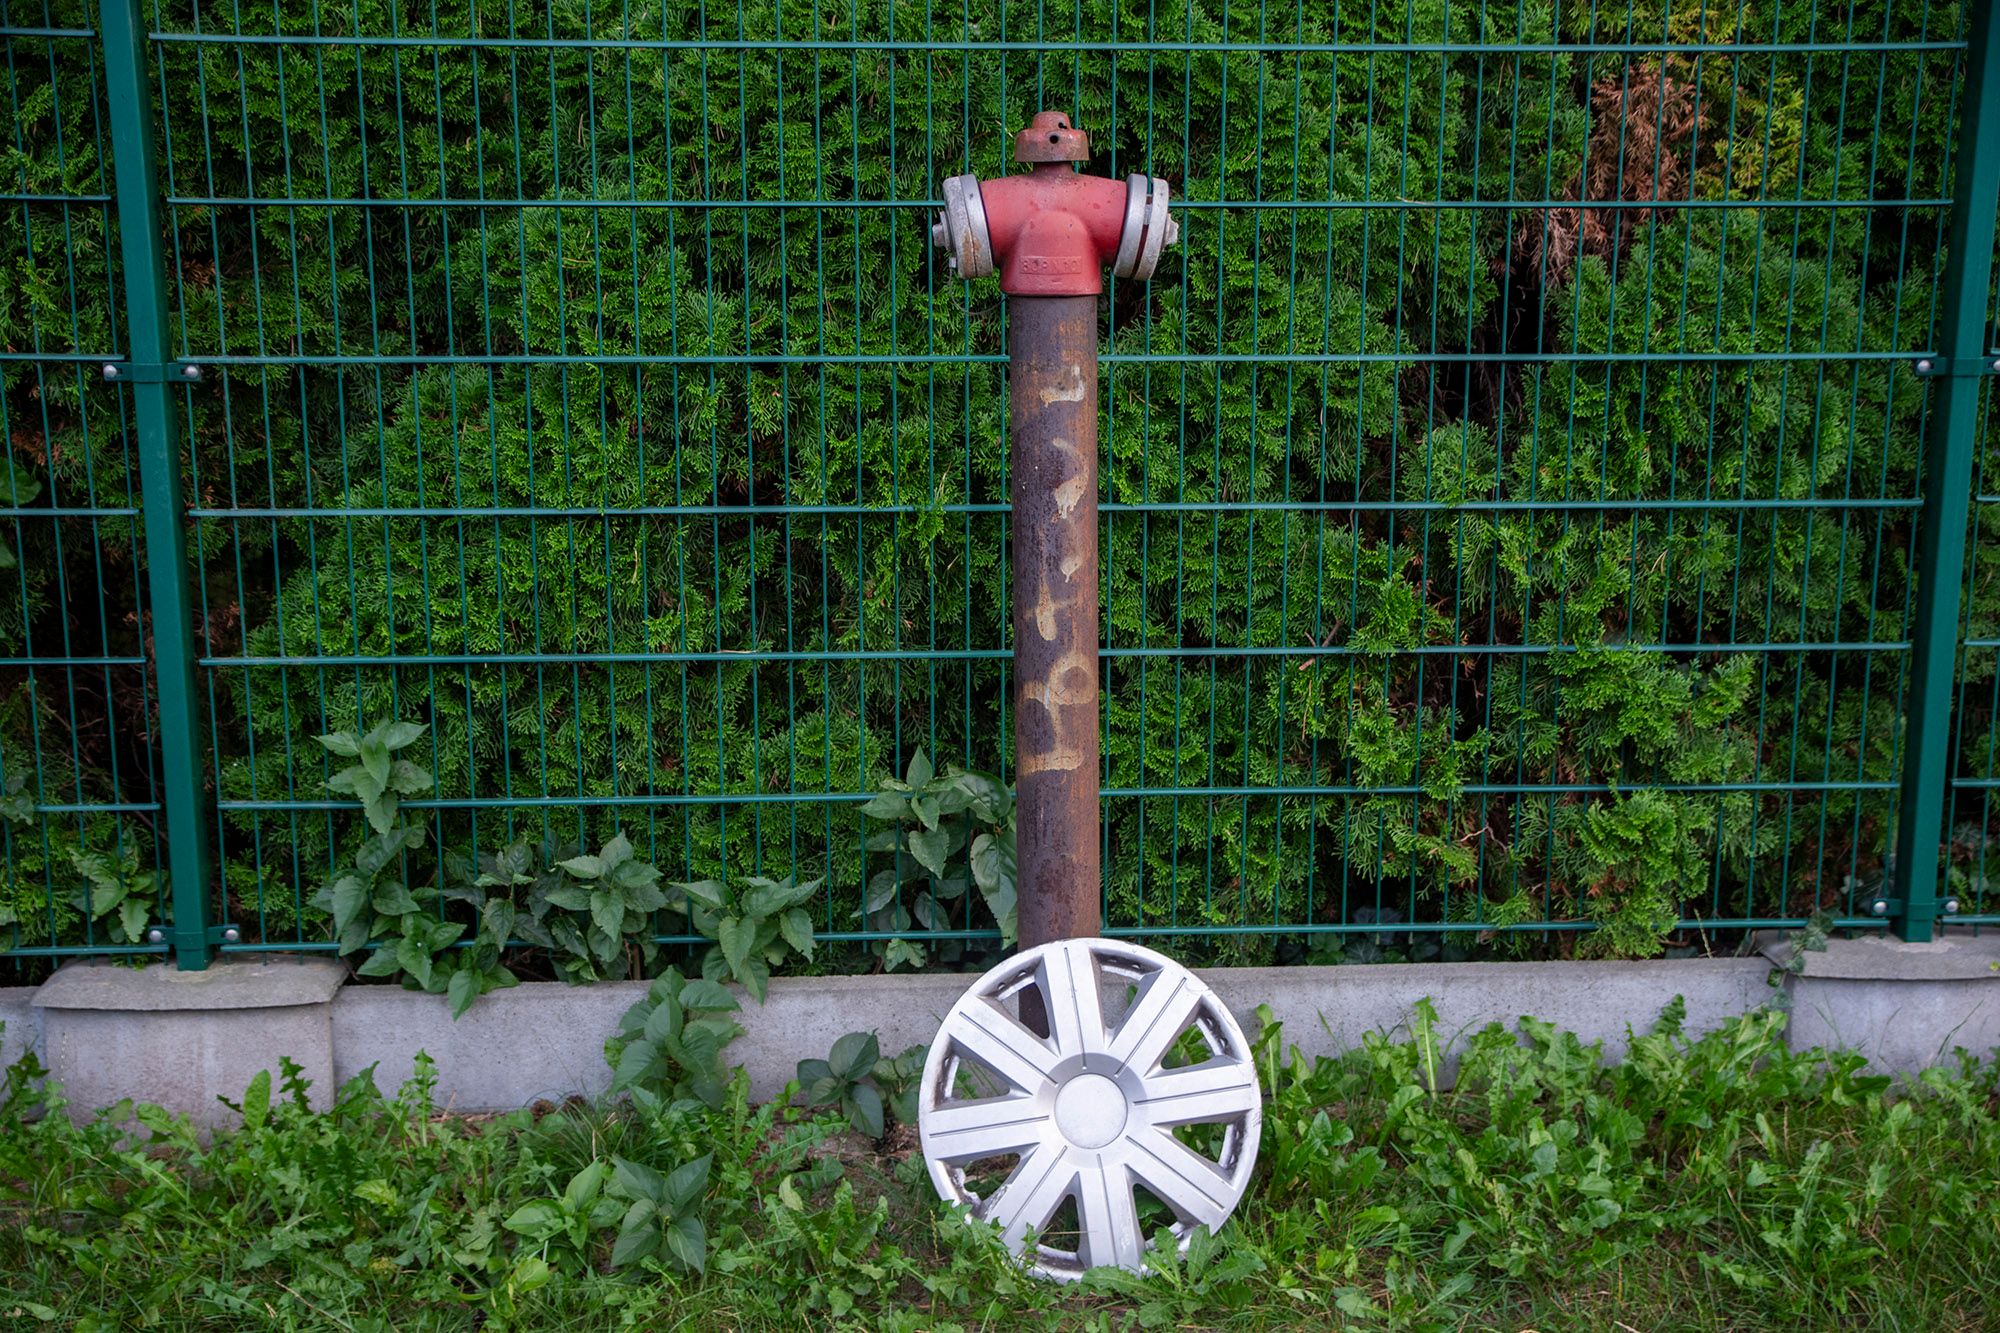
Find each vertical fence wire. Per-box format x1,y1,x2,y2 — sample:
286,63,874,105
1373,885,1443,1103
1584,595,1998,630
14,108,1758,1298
1,0,1994,966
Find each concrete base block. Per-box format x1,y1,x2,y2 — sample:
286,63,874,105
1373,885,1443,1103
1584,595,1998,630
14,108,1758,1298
1199,957,1775,1075
33,959,346,1127
31,943,2000,1120
1763,930,2000,1074
333,981,642,1110
0,986,40,1073
327,958,1773,1108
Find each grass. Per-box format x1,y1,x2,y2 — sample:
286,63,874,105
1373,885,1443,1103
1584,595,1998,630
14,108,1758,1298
1,999,1996,1331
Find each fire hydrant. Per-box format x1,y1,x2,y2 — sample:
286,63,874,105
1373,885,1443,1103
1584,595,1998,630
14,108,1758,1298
932,112,1178,949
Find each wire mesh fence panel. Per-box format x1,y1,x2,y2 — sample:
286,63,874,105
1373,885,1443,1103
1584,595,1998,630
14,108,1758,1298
1,0,170,958
2,0,1992,969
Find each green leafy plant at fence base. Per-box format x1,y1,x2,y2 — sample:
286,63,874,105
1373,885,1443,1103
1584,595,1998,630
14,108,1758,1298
793,1030,925,1139
7,997,2000,1329
0,773,163,948
668,872,820,1001
860,749,1017,969
605,967,744,1109
309,715,833,1007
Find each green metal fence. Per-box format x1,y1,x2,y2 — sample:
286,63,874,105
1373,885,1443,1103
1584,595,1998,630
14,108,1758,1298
3,0,1998,971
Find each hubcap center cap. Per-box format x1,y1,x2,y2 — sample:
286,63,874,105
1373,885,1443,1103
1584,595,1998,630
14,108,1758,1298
1053,1072,1128,1149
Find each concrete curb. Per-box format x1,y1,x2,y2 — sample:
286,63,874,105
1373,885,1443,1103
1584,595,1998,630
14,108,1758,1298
11,937,1999,1122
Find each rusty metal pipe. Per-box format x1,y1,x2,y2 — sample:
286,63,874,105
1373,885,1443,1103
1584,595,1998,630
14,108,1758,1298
1009,295,1101,948
932,110,1177,951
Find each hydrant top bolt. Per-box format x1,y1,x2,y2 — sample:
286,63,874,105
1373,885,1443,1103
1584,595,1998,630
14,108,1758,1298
1014,109,1089,164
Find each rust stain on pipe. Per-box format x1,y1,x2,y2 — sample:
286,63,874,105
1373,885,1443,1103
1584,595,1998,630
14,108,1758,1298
1010,295,1101,948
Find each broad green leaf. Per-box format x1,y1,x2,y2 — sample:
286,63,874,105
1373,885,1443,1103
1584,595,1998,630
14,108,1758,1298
664,1210,706,1274
564,1160,609,1211
610,1200,660,1269
611,1037,660,1092
624,876,668,914
858,791,910,820
502,1200,565,1240
845,1082,885,1139
543,885,591,912
642,994,684,1045
591,890,626,940
354,825,422,880
397,934,435,989
354,949,403,978
911,794,941,831
904,748,933,788
481,899,517,946
971,830,1019,947
362,792,399,837
240,1068,271,1131
908,826,950,877
558,854,605,880
612,858,662,891
313,731,361,757
598,832,634,870
676,977,739,1012
671,879,725,910
376,721,428,751
610,1155,666,1204
736,955,771,1004
778,908,815,959
117,898,148,944
743,877,789,919
864,870,901,914
662,1153,712,1209
330,875,370,933
715,915,755,978
371,882,420,916
388,759,433,795
829,1031,878,1081
447,966,482,1019
358,738,391,789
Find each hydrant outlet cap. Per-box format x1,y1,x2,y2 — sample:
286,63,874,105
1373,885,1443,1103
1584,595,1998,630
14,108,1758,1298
1015,110,1089,163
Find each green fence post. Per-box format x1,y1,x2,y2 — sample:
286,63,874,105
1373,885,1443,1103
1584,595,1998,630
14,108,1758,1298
1893,0,2000,943
99,0,214,970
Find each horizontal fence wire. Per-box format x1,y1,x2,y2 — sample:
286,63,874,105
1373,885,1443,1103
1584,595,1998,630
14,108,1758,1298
1,0,1991,966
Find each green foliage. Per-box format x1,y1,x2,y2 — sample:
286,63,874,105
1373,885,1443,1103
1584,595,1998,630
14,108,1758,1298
5,1001,1999,1329
793,1030,924,1138
670,872,821,1002
605,967,744,1109
0,0,1980,960
860,748,1017,968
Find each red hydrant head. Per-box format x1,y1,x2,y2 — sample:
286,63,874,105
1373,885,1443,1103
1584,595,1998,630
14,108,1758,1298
932,110,1177,296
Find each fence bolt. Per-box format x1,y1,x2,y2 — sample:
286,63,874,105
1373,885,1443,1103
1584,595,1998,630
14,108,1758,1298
221,926,241,943
1943,897,1961,916
1915,357,1934,374
145,926,164,944
101,362,120,381
933,111,1178,950
1869,897,1891,917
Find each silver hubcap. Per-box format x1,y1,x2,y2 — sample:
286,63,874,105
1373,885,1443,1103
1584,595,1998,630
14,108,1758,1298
917,938,1263,1280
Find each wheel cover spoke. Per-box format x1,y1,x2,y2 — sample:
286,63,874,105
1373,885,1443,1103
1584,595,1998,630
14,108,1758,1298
919,939,1263,1281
